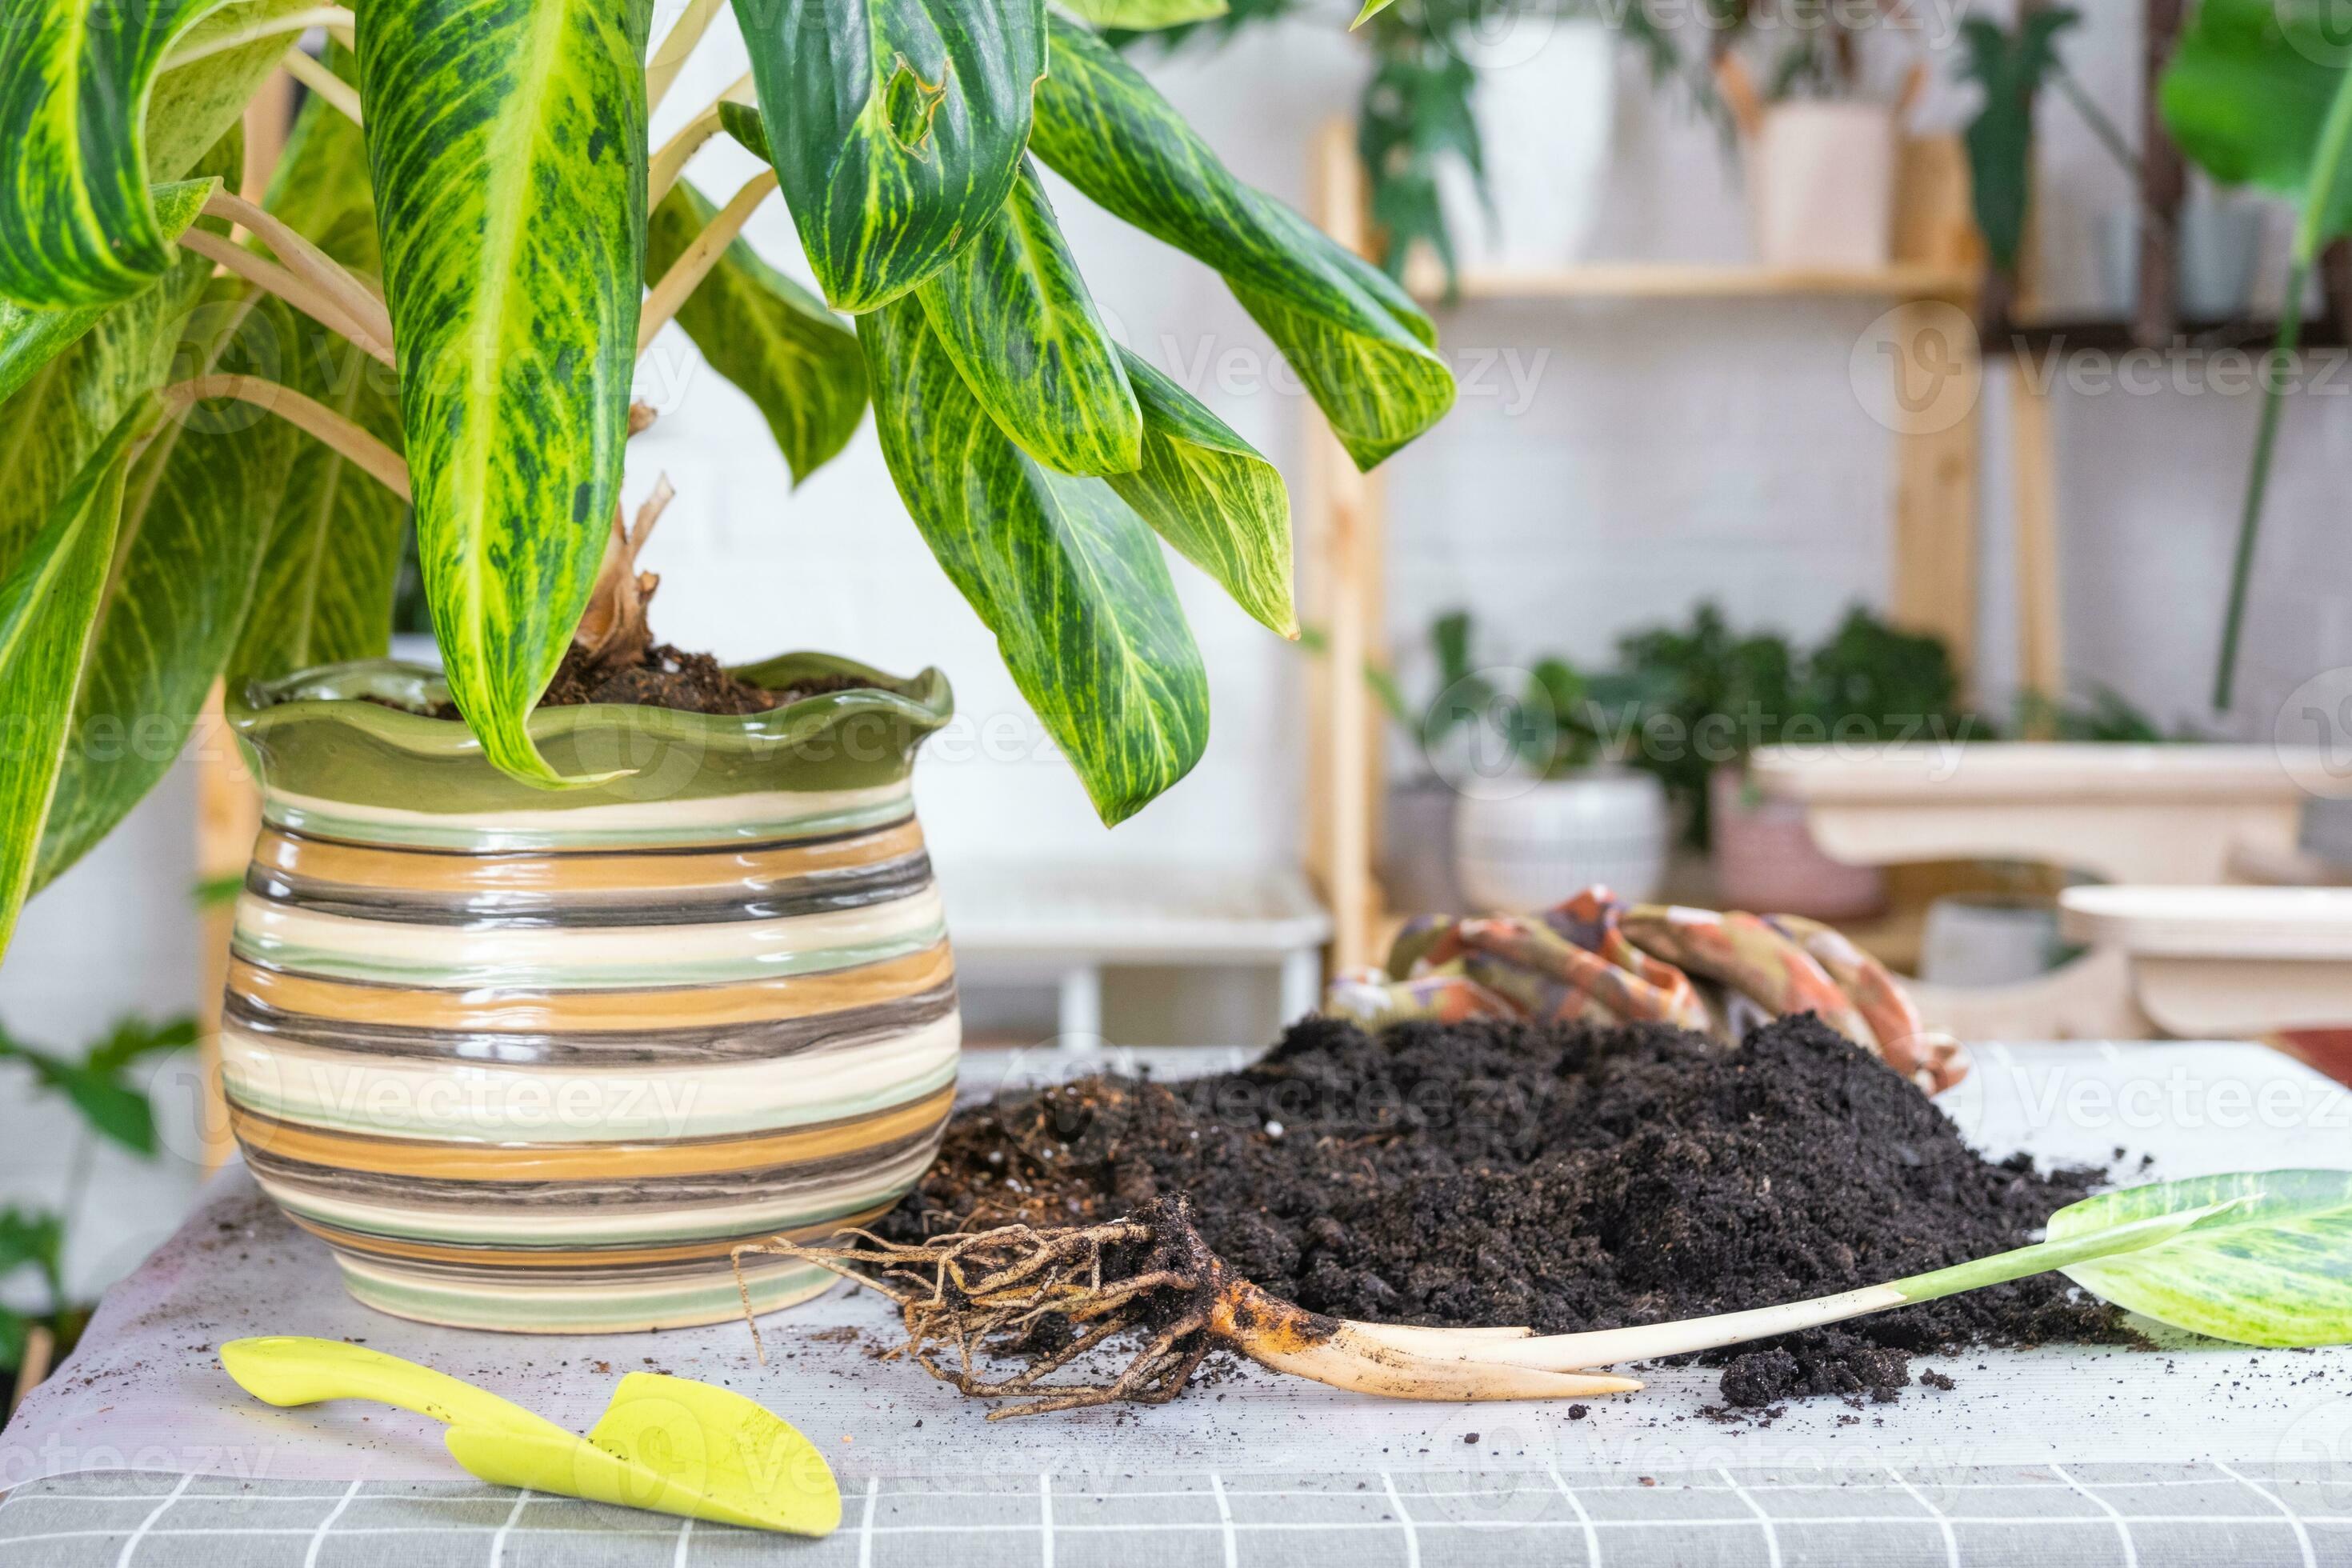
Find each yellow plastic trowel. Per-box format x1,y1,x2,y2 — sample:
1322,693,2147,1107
220,1336,840,1537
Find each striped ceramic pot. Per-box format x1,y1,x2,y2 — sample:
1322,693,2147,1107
221,654,958,1333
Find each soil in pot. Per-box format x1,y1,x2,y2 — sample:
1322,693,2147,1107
886,1014,2133,1408
391,642,870,719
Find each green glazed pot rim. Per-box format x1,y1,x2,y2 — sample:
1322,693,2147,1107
227,652,956,762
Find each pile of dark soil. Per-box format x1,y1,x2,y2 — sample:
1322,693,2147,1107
396,644,869,718
885,1014,2133,1407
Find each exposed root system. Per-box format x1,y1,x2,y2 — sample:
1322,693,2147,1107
734,1198,1640,1418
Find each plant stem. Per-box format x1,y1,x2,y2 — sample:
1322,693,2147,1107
637,169,778,355
162,6,354,70
2052,65,2140,183
158,374,411,502
1437,1204,2225,1372
279,45,363,126
648,71,755,209
177,228,396,370
646,0,729,111
202,190,396,358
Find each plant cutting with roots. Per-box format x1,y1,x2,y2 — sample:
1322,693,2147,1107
739,1170,2352,1418
0,0,1433,965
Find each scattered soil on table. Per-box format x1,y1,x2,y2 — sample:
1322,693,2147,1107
884,1014,2134,1408
382,643,870,718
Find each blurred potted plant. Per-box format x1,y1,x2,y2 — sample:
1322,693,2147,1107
1614,604,1974,920
1450,649,1673,913
1711,6,1923,269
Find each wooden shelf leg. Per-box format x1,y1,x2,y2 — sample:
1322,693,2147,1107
1890,302,1984,698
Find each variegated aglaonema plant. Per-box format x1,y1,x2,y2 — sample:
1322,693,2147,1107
0,0,1440,956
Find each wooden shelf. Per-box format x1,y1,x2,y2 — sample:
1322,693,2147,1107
1995,316,2350,356
1409,261,1978,306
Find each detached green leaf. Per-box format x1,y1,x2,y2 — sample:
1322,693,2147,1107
0,178,219,406
0,402,148,955
358,0,654,786
648,180,868,486
231,47,406,686
2162,0,2352,238
917,158,1141,476
36,288,298,890
726,0,1047,311
1030,16,1454,469
2050,1170,2352,1348
1108,351,1294,637
1062,0,1230,27
1353,0,1397,24
862,299,1207,824
0,0,308,307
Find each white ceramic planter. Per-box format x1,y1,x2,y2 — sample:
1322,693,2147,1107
1747,101,1896,270
1453,770,1670,914
1437,20,1615,271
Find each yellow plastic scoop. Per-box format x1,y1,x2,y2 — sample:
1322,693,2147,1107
220,1336,840,1537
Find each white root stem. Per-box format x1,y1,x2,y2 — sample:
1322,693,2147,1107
201,190,396,362
1238,1324,1642,1403
1348,1285,1913,1373
637,169,777,354
162,6,354,69
160,374,410,502
279,45,363,126
647,71,757,210
646,0,730,111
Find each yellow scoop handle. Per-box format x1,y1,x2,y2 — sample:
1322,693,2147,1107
220,1336,574,1445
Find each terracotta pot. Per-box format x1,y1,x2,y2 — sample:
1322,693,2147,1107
222,654,957,1333
1709,768,1885,921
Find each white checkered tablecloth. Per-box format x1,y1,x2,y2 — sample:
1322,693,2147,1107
9,1043,2352,1566
6,1463,2352,1566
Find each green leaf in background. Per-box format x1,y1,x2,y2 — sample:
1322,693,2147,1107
358,0,654,786
2163,0,2352,232
143,0,322,184
2161,0,2352,706
1062,0,1230,28
1958,10,2080,275
862,299,1208,824
0,0,307,307
726,0,1047,312
1353,0,1398,25
917,158,1141,477
0,1015,186,1157
2049,1170,2352,1348
231,46,407,687
1108,350,1294,636
1030,16,1454,470
34,287,298,890
84,1014,198,1077
0,402,150,956
647,180,868,486
0,177,221,406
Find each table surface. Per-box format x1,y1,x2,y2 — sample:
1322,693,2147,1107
9,1041,2352,1566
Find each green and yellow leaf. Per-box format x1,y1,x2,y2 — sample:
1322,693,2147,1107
2051,1170,2352,1349
862,298,1207,825
37,287,298,889
232,46,407,687
1030,15,1454,470
725,0,1047,312
0,177,223,406
0,402,150,954
1109,350,1294,637
917,158,1140,477
0,0,310,307
358,0,653,786
647,180,868,486
1060,0,1230,29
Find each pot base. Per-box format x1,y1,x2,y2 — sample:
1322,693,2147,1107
329,1250,841,1334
